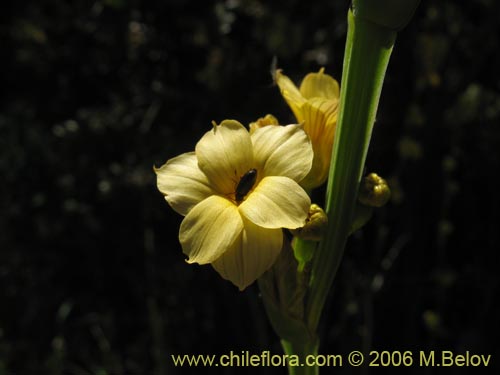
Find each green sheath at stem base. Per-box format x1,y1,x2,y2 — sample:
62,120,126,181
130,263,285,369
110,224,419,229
281,338,319,375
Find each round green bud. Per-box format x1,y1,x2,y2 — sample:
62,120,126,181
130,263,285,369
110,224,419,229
358,173,391,208
290,204,328,242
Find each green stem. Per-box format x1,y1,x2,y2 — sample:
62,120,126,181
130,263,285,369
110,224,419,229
281,338,319,375
292,237,316,273
306,9,397,331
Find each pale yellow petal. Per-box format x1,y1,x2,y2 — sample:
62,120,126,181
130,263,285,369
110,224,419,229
299,68,340,101
180,195,243,264
154,152,216,216
196,120,254,194
275,70,306,123
239,176,310,229
212,218,283,290
251,124,313,182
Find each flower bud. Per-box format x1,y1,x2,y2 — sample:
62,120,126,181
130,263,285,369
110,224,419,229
249,114,279,134
358,173,391,207
290,203,328,242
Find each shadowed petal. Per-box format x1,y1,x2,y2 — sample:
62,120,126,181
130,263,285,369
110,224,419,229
212,218,283,290
196,120,254,194
155,152,216,216
251,124,313,182
180,195,243,264
239,176,310,229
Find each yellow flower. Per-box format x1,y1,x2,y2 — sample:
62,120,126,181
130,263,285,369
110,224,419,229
155,120,313,290
249,114,279,134
275,68,340,189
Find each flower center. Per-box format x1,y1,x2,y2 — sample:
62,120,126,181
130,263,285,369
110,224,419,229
235,168,257,203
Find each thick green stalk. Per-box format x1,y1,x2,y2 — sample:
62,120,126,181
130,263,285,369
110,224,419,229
306,10,397,331
281,339,319,375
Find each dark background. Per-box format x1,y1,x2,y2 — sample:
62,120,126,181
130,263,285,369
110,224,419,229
1,0,499,374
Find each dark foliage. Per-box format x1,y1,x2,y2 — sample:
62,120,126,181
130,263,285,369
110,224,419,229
1,0,499,374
